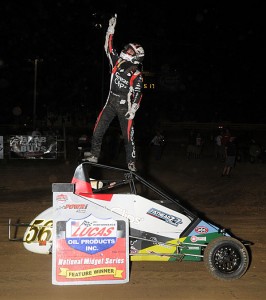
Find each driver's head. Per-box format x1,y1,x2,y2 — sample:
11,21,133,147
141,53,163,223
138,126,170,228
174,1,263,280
120,43,144,64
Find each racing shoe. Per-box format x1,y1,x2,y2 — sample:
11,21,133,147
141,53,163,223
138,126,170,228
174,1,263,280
83,152,98,163
128,162,137,172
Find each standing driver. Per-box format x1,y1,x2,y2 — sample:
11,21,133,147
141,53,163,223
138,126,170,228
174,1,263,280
85,14,144,172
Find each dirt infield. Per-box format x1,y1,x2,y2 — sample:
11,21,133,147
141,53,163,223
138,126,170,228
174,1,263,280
0,152,266,300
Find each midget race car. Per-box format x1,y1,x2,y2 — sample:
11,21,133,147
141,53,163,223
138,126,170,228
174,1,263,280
9,162,251,282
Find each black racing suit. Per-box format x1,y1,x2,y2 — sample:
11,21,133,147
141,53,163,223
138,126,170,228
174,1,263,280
90,28,143,165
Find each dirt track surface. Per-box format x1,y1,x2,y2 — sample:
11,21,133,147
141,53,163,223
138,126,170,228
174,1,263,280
1,154,266,300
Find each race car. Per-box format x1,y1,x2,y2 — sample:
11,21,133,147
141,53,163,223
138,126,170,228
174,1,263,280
9,162,252,282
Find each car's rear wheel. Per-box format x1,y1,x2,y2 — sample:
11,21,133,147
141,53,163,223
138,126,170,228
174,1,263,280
204,236,249,281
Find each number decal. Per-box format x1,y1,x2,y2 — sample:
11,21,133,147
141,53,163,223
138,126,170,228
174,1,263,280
25,219,53,243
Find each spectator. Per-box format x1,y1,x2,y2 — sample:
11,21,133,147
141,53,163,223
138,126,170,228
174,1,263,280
221,136,237,177
195,132,203,159
214,130,224,161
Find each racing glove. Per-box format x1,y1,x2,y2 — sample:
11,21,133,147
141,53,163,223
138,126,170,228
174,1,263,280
107,14,117,34
125,103,139,120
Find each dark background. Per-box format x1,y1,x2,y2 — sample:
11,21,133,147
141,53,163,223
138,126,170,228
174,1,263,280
0,1,264,126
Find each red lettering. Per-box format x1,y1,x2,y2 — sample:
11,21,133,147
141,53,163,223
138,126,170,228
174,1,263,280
79,227,95,236
97,227,106,236
89,227,99,236
72,226,115,237
65,204,86,209
72,227,81,236
104,227,115,236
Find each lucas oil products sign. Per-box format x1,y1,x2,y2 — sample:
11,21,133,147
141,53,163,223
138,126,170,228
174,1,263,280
52,188,129,285
65,216,119,254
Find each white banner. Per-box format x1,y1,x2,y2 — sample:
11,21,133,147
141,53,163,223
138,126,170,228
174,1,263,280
9,135,57,159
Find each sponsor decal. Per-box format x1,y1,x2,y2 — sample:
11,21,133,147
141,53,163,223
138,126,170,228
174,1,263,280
147,208,183,226
111,207,142,224
56,194,68,203
190,236,207,243
65,215,117,254
56,203,88,213
63,204,88,210
114,73,129,89
130,246,139,254
187,246,200,250
195,226,209,234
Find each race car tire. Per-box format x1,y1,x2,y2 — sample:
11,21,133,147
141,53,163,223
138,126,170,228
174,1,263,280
204,236,249,281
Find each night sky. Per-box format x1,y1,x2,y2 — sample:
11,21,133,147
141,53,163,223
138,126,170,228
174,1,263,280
0,1,264,125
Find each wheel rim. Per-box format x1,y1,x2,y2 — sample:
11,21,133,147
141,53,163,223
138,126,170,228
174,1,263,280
213,244,241,274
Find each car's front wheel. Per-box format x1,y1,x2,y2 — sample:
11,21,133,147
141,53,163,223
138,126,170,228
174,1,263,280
204,236,249,281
